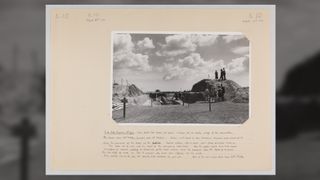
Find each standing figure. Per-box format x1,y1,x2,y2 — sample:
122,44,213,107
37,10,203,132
220,69,223,81
213,88,217,102
209,85,216,102
205,88,210,101
215,70,218,80
221,84,225,101
222,68,226,80
217,86,222,101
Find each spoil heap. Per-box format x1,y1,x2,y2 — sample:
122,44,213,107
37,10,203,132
113,83,143,97
191,79,249,103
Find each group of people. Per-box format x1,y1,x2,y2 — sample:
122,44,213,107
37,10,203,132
215,68,227,81
207,84,225,102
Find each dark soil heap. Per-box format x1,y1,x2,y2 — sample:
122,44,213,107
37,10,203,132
191,79,249,103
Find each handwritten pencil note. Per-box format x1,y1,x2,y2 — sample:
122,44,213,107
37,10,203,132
242,12,264,23
86,12,107,23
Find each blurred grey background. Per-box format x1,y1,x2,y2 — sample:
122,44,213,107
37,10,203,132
1,0,320,179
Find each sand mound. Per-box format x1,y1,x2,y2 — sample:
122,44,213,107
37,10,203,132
112,83,147,110
113,83,143,97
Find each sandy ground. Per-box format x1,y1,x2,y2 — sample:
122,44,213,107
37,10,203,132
113,102,249,124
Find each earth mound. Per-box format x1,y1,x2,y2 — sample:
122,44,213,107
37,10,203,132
191,79,249,103
232,87,249,103
113,83,143,97
113,83,150,109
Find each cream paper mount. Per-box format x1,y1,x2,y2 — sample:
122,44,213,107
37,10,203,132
46,5,275,175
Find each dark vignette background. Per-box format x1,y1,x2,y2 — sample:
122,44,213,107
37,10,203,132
1,0,320,179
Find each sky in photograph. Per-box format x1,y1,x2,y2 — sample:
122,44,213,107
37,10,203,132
113,33,249,92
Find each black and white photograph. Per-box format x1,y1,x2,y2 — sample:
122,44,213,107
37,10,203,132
112,32,249,124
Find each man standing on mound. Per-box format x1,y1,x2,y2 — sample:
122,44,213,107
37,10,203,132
215,70,218,80
222,68,227,80
220,69,224,81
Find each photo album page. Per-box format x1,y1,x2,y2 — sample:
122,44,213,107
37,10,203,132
46,5,275,175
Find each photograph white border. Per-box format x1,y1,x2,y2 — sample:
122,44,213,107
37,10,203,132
110,31,251,126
